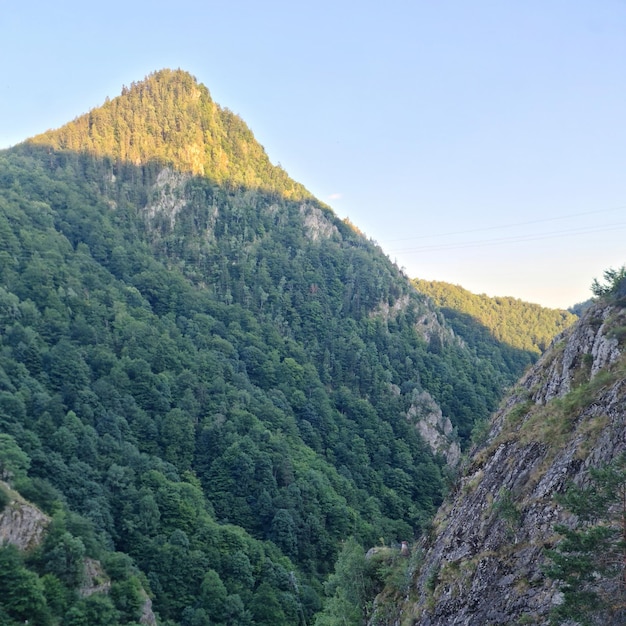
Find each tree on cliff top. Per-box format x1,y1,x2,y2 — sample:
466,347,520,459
591,266,626,299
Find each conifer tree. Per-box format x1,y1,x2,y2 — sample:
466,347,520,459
546,454,626,625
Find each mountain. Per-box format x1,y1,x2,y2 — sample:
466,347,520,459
366,277,626,625
0,69,530,625
414,278,577,352
413,279,578,404
29,68,309,199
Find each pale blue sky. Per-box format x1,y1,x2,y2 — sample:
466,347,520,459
2,1,625,308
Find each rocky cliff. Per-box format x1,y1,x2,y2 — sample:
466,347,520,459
0,481,50,550
372,294,626,625
0,483,158,625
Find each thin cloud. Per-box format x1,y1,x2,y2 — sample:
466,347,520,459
328,192,342,200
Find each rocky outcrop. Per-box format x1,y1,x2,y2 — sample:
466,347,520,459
78,553,158,625
299,203,339,241
522,303,621,404
375,300,466,465
145,167,192,228
371,300,626,625
408,391,461,466
371,294,412,321
414,309,448,345
78,557,111,597
140,594,158,626
0,484,158,625
0,483,49,550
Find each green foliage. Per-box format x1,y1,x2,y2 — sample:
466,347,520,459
491,488,521,535
569,299,594,317
591,266,626,299
0,485,9,512
315,538,370,626
0,69,525,624
0,544,52,625
545,454,626,625
38,525,86,587
470,417,491,448
413,278,577,361
65,593,120,626
0,433,31,483
110,576,144,623
28,69,310,200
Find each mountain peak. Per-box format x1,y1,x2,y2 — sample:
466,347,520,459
28,69,308,198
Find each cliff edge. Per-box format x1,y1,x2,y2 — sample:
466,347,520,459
373,293,626,625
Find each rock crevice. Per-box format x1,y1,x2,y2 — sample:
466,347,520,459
373,301,626,625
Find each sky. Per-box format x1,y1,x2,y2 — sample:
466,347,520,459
2,1,625,308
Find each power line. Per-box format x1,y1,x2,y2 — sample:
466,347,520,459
388,221,626,254
380,204,626,244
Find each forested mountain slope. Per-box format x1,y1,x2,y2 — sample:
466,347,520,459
369,276,626,625
414,279,577,387
29,69,308,199
414,279,577,354
0,69,545,625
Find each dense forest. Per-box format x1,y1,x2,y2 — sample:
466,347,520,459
413,278,577,382
0,70,571,625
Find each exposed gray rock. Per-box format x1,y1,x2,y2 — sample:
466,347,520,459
372,296,463,464
145,167,191,228
0,483,159,625
140,594,158,626
370,300,626,625
79,557,111,597
79,554,158,625
523,304,623,404
415,309,447,344
299,203,339,241
409,390,461,466
0,483,49,550
371,294,412,321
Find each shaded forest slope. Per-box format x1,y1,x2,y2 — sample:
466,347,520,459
370,281,626,625
0,69,562,626
414,278,578,386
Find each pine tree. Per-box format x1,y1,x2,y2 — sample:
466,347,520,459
545,454,626,625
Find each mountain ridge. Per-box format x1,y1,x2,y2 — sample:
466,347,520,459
28,68,310,200
414,278,577,354
368,287,626,625
0,68,590,625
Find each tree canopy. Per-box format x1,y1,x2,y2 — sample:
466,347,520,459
546,455,626,625
413,278,577,387
0,70,564,624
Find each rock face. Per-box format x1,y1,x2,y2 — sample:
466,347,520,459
373,298,626,625
0,484,158,625
409,390,461,466
0,483,50,550
140,594,158,626
371,294,464,464
145,167,192,228
78,558,158,625
79,557,112,597
299,203,339,241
